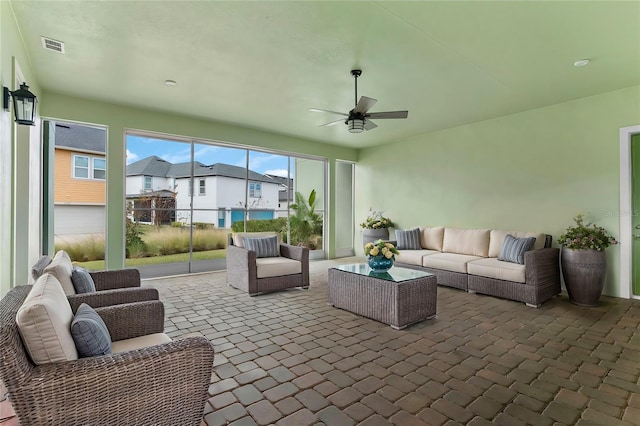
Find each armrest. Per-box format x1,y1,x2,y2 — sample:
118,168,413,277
21,337,215,425
226,244,258,294
90,269,141,291
67,287,159,313
279,244,308,262
95,300,165,341
524,247,561,287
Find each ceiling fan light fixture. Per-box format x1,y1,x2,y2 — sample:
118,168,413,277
348,118,365,133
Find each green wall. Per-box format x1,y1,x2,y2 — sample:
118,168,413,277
356,85,640,298
40,92,357,268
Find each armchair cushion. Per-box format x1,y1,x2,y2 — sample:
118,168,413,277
71,303,112,357
256,257,302,278
71,267,96,293
244,236,279,258
43,250,75,295
16,273,78,365
112,333,172,353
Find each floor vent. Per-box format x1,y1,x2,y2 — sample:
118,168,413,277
41,37,65,54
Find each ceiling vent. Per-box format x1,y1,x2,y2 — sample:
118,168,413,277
41,37,65,54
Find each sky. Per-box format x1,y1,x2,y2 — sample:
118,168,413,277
126,135,292,177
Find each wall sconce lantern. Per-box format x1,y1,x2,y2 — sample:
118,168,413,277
3,82,38,126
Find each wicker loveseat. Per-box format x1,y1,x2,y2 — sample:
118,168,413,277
32,252,158,311
394,227,561,307
226,232,309,296
0,283,215,425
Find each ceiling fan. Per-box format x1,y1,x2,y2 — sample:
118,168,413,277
310,69,409,133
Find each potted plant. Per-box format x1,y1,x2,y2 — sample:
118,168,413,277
558,214,618,306
360,209,395,246
364,239,400,273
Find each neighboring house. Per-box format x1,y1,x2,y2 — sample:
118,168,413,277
265,174,294,218
53,123,107,236
126,156,282,227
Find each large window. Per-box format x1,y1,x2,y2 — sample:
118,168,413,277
124,132,328,278
73,154,106,180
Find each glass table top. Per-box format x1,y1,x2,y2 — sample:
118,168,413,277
332,263,434,283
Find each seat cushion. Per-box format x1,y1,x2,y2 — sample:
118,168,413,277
16,274,79,365
71,303,112,357
396,249,440,266
467,258,526,283
422,253,484,273
43,250,75,295
255,257,302,278
111,333,172,354
489,230,546,258
498,235,536,265
244,236,279,258
420,226,445,251
442,228,490,257
396,228,421,250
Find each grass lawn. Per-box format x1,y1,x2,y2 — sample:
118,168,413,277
75,249,227,270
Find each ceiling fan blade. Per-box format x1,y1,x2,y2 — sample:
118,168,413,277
364,119,378,131
319,118,345,127
366,111,409,119
309,108,349,117
354,96,377,114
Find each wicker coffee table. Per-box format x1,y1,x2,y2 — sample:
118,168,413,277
328,264,437,329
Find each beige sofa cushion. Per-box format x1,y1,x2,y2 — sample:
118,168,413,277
442,228,490,257
422,253,484,274
233,232,281,249
43,250,75,295
488,230,546,258
112,333,172,353
467,258,526,284
419,227,445,251
16,274,79,365
256,257,301,278
396,249,440,266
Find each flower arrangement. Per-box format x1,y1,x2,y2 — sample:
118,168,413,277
364,239,400,259
360,210,395,229
558,214,618,251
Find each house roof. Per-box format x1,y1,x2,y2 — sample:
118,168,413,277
54,123,106,153
127,155,276,183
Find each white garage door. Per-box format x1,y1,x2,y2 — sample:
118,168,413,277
55,205,105,236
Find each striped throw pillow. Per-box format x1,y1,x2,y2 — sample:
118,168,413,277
71,303,112,357
395,228,421,250
71,267,96,294
244,236,279,258
497,234,536,264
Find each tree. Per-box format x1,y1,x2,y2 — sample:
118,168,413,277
289,189,323,249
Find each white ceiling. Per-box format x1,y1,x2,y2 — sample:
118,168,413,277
9,1,640,148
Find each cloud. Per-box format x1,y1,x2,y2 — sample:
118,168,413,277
263,169,290,177
126,149,139,164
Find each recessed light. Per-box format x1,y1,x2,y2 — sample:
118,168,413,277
574,59,590,67
165,80,177,86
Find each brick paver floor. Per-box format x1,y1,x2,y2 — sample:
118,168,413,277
2,258,640,425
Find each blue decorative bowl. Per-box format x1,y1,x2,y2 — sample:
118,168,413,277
367,255,394,273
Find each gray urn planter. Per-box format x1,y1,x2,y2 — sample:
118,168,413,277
362,228,390,247
560,247,607,307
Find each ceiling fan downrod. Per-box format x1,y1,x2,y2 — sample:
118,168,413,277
351,69,362,109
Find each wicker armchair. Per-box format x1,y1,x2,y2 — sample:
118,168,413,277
32,255,158,312
0,285,215,426
226,233,309,296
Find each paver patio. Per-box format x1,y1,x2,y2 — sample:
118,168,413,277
2,257,640,425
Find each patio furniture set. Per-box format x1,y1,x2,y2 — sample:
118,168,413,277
1,227,556,423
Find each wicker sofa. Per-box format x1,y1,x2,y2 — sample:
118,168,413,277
0,280,215,425
394,227,561,307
